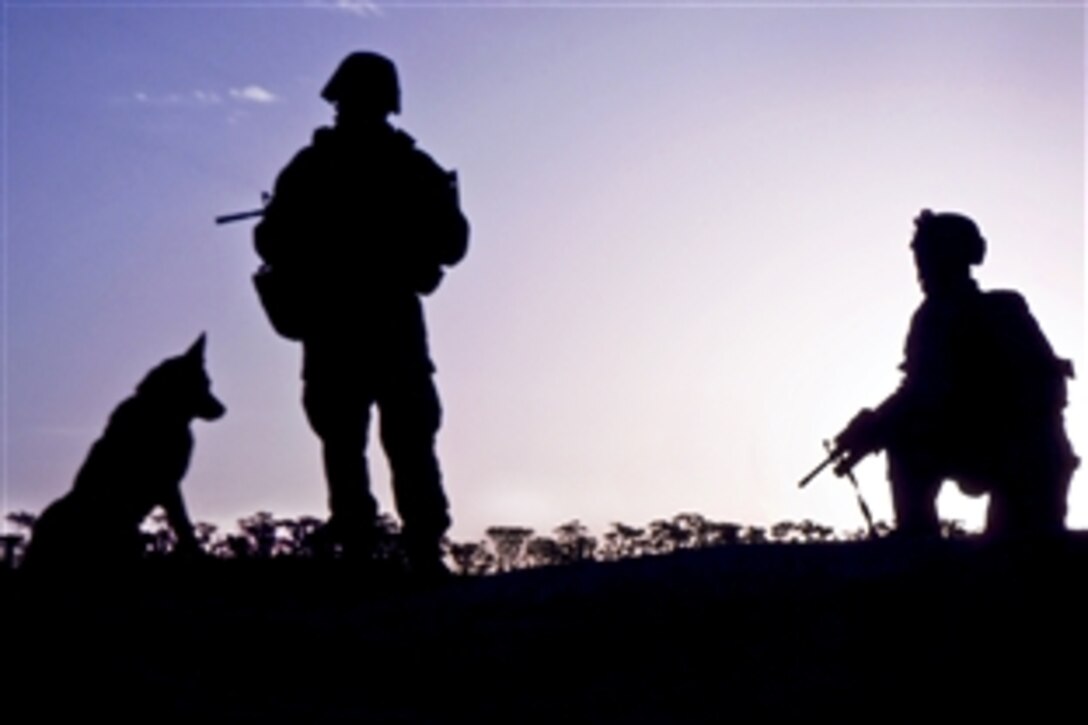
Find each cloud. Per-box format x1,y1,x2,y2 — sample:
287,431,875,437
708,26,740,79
306,0,383,18
229,85,279,104
193,90,223,105
132,90,223,107
130,85,278,109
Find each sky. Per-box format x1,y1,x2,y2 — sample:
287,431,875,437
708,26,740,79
2,1,1084,542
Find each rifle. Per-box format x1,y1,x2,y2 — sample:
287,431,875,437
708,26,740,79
799,401,896,489
797,440,868,489
798,438,877,538
215,192,270,225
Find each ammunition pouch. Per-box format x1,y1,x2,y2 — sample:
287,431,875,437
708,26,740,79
253,264,305,341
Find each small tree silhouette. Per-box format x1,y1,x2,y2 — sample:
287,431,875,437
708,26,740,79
216,534,255,559
277,516,324,557
448,541,496,576
372,513,408,565
740,525,769,544
647,518,690,554
554,520,597,564
3,511,36,568
704,521,743,546
601,522,646,561
6,511,37,533
671,513,714,548
237,511,280,558
0,534,24,569
194,521,219,552
524,536,563,568
142,511,177,556
485,526,534,572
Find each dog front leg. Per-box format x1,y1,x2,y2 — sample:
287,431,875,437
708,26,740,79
161,489,202,557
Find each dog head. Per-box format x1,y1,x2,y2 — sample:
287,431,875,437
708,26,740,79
136,333,227,421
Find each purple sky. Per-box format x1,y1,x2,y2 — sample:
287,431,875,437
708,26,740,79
3,2,1084,540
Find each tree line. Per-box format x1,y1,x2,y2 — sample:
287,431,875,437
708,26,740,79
0,510,971,572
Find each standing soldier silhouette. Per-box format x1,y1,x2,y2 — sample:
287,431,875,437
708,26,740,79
254,52,469,575
828,210,1077,539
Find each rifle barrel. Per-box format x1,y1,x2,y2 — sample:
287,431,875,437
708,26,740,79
215,209,265,225
797,453,837,489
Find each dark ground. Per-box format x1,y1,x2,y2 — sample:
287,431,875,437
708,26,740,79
3,536,1086,722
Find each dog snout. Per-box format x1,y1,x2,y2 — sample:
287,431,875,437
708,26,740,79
200,395,227,420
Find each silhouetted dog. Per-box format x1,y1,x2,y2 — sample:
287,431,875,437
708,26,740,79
23,335,225,570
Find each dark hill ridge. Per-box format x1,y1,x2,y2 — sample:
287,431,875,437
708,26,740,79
4,535,1086,721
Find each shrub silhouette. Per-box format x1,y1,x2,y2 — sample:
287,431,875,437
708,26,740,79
9,504,976,573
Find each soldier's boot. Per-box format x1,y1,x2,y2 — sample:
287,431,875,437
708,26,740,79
403,533,451,583
307,514,379,562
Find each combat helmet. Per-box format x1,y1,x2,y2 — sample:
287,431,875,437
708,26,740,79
321,51,401,114
911,209,986,267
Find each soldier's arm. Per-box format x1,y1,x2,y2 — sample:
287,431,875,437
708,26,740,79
831,304,921,470
254,143,325,266
412,153,470,266
439,198,470,267
834,395,897,456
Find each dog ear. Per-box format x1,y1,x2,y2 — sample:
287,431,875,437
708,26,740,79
185,333,207,361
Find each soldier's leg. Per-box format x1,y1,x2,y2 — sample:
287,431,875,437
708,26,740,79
303,378,380,552
985,483,1062,539
377,373,450,570
886,444,943,537
986,434,1077,539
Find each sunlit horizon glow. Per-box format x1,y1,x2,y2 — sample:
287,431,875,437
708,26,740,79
2,3,1083,541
